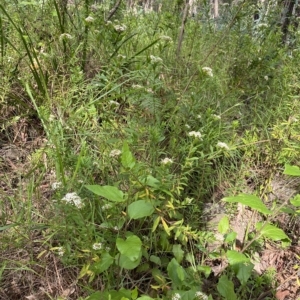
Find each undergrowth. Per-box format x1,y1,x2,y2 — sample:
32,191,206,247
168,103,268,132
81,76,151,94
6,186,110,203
1,1,300,300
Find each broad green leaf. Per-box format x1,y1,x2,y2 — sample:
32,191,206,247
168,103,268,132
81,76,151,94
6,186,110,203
86,292,101,300
128,200,155,219
172,244,184,264
116,235,142,261
235,262,254,285
224,231,237,243
85,185,124,202
131,287,138,300
197,265,211,278
218,216,229,234
140,175,160,188
226,250,250,265
222,194,271,215
167,258,187,288
150,255,161,266
121,141,135,169
283,164,300,176
137,297,155,300
217,275,237,300
290,194,300,207
115,252,142,270
256,222,290,241
90,253,114,275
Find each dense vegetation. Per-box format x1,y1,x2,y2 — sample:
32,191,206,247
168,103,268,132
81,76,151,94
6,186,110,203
1,1,300,299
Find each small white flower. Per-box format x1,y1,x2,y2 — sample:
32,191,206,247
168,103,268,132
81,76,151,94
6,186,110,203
264,75,269,81
51,182,62,191
109,149,122,157
202,67,213,77
146,88,154,93
217,142,230,150
92,243,103,250
106,20,112,25
113,226,119,231
257,23,268,28
132,84,143,89
185,124,191,129
49,114,56,122
105,246,111,252
195,291,208,300
62,192,84,208
59,33,73,41
160,35,172,42
161,157,173,165
114,24,127,32
101,203,113,211
117,54,126,59
57,247,65,256
188,131,202,139
150,55,163,64
109,100,120,106
197,115,201,119
212,114,221,120
85,16,95,23
172,293,181,300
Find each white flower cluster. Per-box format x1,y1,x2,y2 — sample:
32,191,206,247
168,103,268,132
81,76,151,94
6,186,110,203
172,293,181,300
161,157,173,165
51,181,62,191
109,100,120,106
217,142,230,150
150,55,163,64
160,35,172,42
85,16,95,23
61,192,84,208
109,149,122,157
59,33,73,41
114,24,127,32
195,291,208,300
132,84,143,89
101,203,112,211
202,67,213,77
212,114,221,120
92,243,103,250
188,131,202,139
57,247,65,256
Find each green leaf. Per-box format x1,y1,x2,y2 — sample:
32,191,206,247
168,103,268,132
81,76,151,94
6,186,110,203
218,216,230,234
121,141,135,169
86,292,101,300
167,258,187,288
222,194,271,215
256,222,290,241
226,250,250,265
217,275,237,300
150,255,161,266
85,185,124,202
128,200,155,219
116,235,142,261
235,263,254,285
172,244,184,264
140,175,160,188
290,194,300,207
197,265,212,278
137,297,155,300
152,268,166,284
90,253,114,275
152,215,160,232
283,164,300,176
224,231,237,243
115,252,142,270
